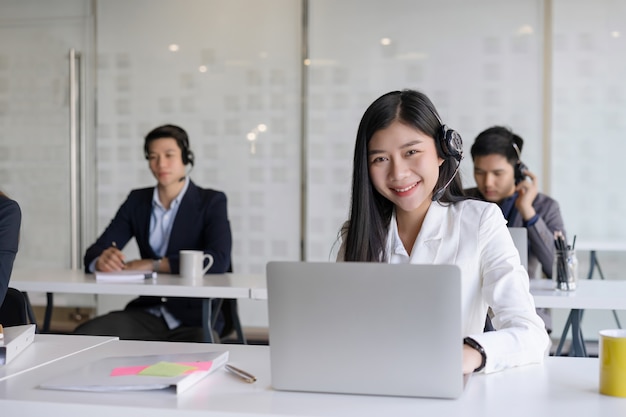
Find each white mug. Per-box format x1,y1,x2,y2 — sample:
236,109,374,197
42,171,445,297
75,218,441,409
179,250,214,282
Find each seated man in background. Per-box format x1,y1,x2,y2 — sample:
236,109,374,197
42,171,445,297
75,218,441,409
465,126,565,333
0,191,21,306
74,124,232,342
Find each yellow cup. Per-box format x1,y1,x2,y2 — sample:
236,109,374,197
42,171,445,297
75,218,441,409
599,329,626,398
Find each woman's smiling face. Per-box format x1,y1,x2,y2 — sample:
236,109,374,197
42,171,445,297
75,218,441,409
367,120,444,217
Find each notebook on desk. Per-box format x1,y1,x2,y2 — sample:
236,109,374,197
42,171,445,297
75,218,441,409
266,261,465,399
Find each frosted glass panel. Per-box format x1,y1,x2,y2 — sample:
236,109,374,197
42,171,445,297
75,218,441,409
552,0,626,241
306,0,543,260
96,0,301,273
0,2,94,269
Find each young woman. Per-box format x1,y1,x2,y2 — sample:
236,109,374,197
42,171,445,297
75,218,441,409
337,90,549,374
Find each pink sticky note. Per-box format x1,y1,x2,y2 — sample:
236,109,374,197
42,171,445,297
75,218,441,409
111,365,149,376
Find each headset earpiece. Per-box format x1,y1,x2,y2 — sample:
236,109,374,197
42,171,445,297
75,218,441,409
511,142,527,184
440,125,463,163
184,149,195,166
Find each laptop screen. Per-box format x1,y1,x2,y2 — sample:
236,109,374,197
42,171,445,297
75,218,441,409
267,261,464,399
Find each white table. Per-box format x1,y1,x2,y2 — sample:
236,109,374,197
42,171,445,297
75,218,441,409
575,240,626,326
0,334,117,382
0,339,624,417
530,279,626,356
10,268,264,342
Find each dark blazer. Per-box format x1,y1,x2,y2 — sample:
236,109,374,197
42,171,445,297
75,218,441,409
0,195,21,306
84,181,232,326
465,188,565,279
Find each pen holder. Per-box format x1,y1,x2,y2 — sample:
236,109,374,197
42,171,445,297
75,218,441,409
553,249,577,291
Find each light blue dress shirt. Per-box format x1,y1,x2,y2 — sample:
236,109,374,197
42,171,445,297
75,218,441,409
149,177,190,257
146,177,190,329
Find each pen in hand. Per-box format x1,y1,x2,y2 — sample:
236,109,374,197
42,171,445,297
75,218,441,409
225,364,257,383
111,241,126,266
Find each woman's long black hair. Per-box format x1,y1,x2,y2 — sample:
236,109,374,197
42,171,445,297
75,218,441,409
342,89,466,262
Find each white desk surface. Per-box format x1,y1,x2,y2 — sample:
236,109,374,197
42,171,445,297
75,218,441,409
530,278,626,310
575,239,626,252
1,339,625,417
0,334,117,382
10,268,263,299
250,279,268,300
254,276,626,308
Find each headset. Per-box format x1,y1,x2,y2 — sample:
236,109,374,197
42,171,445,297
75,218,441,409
511,142,528,185
431,109,464,201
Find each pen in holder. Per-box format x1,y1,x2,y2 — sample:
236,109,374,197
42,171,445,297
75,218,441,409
553,231,577,291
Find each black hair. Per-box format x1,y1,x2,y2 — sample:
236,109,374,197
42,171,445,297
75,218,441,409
342,89,465,262
144,124,194,165
470,126,523,166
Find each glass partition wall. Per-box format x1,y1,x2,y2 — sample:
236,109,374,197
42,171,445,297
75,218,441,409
96,0,546,271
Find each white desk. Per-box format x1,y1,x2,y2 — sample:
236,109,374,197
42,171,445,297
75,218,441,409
531,279,626,310
576,240,626,253
10,268,263,342
530,279,626,357
0,334,117,382
0,339,624,416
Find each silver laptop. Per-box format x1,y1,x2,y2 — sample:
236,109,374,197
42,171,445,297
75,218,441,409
509,227,528,270
266,261,464,399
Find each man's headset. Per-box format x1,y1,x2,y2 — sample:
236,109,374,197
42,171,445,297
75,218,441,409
431,111,464,201
511,142,528,185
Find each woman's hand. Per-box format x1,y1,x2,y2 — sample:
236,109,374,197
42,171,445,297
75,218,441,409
462,343,484,374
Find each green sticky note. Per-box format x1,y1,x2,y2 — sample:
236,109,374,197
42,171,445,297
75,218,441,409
138,361,198,377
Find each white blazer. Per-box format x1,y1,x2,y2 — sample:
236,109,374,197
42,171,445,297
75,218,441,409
339,199,550,373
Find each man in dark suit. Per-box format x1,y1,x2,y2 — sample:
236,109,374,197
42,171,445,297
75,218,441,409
0,192,21,306
75,124,232,342
465,126,565,332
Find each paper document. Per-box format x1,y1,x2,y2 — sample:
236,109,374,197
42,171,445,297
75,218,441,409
95,270,156,282
39,350,229,394
0,324,36,365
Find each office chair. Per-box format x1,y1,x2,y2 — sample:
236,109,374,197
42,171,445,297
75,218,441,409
0,287,37,327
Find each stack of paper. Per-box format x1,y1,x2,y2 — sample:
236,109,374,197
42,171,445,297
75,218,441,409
95,270,156,282
0,324,36,365
39,350,229,394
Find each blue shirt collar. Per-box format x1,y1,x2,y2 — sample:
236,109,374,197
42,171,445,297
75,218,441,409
499,192,518,221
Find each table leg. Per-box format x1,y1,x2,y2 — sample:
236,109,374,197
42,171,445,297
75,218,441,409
42,292,54,333
202,298,215,343
569,309,587,357
586,250,621,328
555,312,572,356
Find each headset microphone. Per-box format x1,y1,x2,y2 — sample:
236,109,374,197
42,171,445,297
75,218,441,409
179,164,194,182
431,162,461,202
